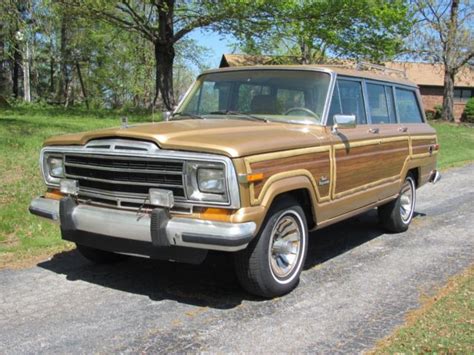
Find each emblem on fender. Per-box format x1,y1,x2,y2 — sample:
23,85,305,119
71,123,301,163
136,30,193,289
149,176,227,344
318,176,330,186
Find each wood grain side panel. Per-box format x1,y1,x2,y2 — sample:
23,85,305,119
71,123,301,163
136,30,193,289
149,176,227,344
412,138,436,156
334,140,409,196
250,151,331,200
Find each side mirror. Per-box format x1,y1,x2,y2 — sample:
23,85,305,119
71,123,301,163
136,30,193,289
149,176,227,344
163,111,172,121
332,114,356,134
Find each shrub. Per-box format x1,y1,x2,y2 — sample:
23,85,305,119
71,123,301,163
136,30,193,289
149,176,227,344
434,104,443,119
425,109,435,120
461,98,474,123
426,105,443,120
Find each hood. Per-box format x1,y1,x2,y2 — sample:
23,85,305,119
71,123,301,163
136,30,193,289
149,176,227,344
43,119,326,158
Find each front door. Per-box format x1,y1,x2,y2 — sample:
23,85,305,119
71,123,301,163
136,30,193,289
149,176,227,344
327,78,384,217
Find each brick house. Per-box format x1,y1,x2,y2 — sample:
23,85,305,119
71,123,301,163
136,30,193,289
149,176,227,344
219,55,473,121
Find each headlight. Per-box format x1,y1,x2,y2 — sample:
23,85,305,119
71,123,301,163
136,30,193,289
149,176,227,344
47,156,64,178
41,153,64,185
197,168,225,194
185,161,228,203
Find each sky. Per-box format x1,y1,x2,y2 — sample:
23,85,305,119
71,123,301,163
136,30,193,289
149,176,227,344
188,29,237,68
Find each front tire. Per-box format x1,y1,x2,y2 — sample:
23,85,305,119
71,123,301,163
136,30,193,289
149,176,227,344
378,174,416,233
76,244,127,264
234,198,308,298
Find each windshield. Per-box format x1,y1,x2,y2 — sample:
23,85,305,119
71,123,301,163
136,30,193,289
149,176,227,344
176,70,331,125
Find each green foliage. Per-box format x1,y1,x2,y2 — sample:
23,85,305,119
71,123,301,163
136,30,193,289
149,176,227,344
462,98,474,123
0,0,210,109
232,0,412,63
426,104,443,120
426,105,443,120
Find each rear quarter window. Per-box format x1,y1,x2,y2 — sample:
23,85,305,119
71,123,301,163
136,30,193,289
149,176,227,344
395,88,423,123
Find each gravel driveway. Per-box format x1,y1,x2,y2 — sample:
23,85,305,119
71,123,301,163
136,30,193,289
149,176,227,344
1,164,473,354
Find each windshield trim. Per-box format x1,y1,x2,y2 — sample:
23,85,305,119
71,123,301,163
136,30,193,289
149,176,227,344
174,69,336,126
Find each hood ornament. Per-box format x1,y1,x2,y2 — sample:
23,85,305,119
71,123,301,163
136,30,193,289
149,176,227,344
121,116,128,128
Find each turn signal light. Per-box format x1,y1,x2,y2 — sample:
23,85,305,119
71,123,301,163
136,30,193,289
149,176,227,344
200,208,233,222
45,189,64,200
239,173,264,183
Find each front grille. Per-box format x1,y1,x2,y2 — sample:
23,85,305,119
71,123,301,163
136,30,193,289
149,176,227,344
64,154,186,199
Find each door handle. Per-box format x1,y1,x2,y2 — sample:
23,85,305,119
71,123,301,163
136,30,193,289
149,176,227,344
368,128,379,134
399,127,408,132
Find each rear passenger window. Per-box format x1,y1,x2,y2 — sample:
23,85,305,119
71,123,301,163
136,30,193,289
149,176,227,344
395,88,423,123
367,83,393,124
328,79,367,125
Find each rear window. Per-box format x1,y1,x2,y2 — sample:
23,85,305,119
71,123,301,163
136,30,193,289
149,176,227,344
367,83,396,124
396,88,423,123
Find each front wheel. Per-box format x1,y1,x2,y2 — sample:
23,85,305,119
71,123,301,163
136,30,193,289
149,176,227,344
234,198,308,298
378,175,416,233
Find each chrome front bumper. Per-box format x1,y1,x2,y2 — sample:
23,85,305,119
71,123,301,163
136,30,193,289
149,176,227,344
29,197,256,253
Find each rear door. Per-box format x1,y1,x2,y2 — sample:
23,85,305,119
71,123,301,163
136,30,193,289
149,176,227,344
394,86,437,183
365,82,410,200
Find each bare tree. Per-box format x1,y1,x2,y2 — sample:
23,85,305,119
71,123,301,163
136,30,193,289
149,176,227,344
412,0,474,121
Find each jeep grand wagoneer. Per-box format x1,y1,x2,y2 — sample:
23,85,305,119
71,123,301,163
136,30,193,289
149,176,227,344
29,65,440,297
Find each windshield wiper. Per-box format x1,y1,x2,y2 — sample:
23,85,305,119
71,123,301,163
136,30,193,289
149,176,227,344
172,112,205,120
209,110,268,123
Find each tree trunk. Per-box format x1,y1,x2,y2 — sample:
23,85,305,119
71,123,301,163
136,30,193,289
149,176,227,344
152,0,176,110
49,37,55,95
23,39,31,102
153,42,175,110
441,66,455,121
12,46,21,98
300,41,310,64
76,61,89,109
57,16,69,103
0,25,8,95
441,0,459,121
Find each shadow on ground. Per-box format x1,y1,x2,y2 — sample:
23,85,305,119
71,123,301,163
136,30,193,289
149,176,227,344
39,209,421,309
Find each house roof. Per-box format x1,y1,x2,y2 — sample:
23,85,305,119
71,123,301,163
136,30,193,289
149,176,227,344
219,54,473,88
386,62,473,87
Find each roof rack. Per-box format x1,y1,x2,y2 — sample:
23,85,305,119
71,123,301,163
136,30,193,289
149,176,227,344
356,61,408,79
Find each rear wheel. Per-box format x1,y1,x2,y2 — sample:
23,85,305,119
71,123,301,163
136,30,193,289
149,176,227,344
234,198,308,298
378,174,416,233
76,244,127,264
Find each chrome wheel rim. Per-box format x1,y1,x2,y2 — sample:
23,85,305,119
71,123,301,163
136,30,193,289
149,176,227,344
400,179,414,223
269,212,302,279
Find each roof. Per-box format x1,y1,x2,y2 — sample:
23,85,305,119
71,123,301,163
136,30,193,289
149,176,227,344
385,62,473,87
219,54,473,88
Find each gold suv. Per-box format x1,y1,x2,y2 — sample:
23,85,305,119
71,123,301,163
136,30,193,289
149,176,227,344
29,65,440,297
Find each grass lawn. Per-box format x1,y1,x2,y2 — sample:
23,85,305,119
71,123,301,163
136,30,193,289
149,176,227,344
0,108,473,267
430,120,474,169
373,265,474,354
